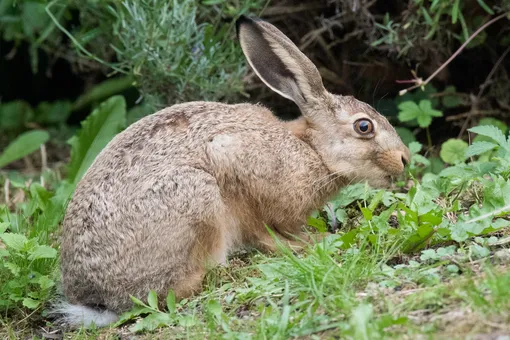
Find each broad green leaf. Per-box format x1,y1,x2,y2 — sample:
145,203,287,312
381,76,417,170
442,86,464,108
129,312,173,332
147,290,159,310
397,101,419,122
397,100,442,128
307,217,328,232
72,77,134,111
413,155,430,167
418,100,443,117
67,96,127,184
35,101,72,125
360,207,373,221
335,209,348,224
0,233,28,252
408,141,423,154
395,127,416,145
28,245,57,260
4,262,21,276
0,100,33,130
206,299,222,318
166,291,176,313
37,276,55,290
29,183,53,211
0,222,8,233
0,130,50,168
350,303,373,339
440,139,468,164
22,297,41,309
465,141,498,158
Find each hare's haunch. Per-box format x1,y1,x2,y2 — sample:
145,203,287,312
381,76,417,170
56,16,409,328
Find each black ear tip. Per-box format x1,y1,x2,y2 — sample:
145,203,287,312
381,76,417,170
235,15,248,36
235,15,263,38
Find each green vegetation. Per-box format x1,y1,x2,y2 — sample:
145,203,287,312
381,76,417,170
1,0,509,338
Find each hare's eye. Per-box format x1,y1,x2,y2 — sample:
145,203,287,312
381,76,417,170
354,119,374,135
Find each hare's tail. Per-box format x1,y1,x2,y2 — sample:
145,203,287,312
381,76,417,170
49,301,118,328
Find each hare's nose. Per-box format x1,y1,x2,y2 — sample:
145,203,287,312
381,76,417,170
400,148,411,168
401,153,409,167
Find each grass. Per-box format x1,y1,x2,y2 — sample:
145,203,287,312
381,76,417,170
0,95,509,339
2,235,509,339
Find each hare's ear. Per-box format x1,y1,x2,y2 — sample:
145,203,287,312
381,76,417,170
236,16,327,108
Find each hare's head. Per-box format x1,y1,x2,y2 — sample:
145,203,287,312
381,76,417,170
237,16,410,188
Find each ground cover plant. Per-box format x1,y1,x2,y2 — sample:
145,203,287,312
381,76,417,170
1,0,509,339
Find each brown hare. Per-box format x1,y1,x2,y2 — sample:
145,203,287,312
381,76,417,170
56,15,410,327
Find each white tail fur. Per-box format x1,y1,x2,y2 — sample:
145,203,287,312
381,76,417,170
50,301,118,328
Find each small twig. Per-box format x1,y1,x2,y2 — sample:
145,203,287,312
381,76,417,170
3,179,9,205
481,320,510,331
399,12,509,96
40,144,48,171
40,144,47,188
457,44,510,137
263,3,326,16
446,110,501,121
430,92,470,99
490,236,510,247
477,45,510,99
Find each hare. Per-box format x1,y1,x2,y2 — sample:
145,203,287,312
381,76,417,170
56,16,410,327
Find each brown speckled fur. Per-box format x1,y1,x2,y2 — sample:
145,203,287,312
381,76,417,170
60,17,410,315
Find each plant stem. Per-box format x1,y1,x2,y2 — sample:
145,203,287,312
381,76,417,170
426,127,432,149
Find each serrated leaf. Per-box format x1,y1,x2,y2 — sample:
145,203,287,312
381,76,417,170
416,115,432,128
28,245,57,260
398,100,442,128
418,100,442,117
469,125,509,150
397,101,420,122
129,313,172,332
0,130,50,168
4,262,21,276
22,297,41,309
0,222,8,233
395,127,416,145
30,183,53,211
37,275,55,290
206,299,222,317
408,141,423,154
440,139,468,164
114,306,153,327
0,233,28,252
147,290,158,310
465,141,498,158
67,96,126,184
